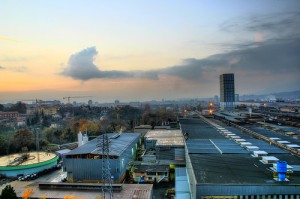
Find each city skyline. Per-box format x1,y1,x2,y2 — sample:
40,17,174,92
1,0,300,103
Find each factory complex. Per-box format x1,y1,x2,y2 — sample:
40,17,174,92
1,113,300,198
180,116,300,198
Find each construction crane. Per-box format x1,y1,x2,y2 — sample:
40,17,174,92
62,96,92,104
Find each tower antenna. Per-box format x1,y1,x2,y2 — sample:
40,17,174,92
97,123,113,199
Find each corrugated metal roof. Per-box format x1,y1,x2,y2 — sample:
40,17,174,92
175,168,190,198
186,139,249,154
66,133,140,157
134,164,169,172
55,149,71,155
144,130,185,147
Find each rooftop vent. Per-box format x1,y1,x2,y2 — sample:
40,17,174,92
234,139,246,143
252,150,268,157
245,146,259,151
277,141,290,144
262,156,278,164
240,142,252,147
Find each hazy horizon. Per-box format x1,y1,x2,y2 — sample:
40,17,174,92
1,0,300,103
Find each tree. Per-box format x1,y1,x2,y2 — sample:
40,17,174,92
0,135,8,156
0,185,18,199
63,128,76,142
8,102,27,113
144,104,151,112
22,188,33,199
0,104,4,111
12,129,34,151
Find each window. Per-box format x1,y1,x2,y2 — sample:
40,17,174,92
146,172,156,175
121,158,125,168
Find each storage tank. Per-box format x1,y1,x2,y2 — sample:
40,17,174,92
0,152,58,177
277,160,287,181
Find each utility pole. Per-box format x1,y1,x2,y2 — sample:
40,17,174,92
97,129,113,199
35,127,40,163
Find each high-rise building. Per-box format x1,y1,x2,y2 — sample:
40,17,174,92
213,95,219,104
220,73,235,110
235,94,239,102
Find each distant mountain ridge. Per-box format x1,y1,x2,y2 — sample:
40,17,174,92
240,90,300,101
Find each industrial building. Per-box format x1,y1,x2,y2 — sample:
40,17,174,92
220,73,235,110
144,130,185,161
180,117,300,198
63,133,140,183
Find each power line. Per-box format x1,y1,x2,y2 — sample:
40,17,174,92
97,131,113,199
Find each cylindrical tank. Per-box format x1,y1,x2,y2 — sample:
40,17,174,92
277,160,287,181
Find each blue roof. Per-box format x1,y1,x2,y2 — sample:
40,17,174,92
66,133,140,157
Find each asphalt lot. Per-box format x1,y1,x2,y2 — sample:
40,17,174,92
2,169,173,198
152,182,175,199
33,168,66,183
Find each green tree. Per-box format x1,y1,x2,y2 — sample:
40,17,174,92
0,185,18,199
8,102,27,114
0,104,4,111
12,129,34,151
0,135,8,156
63,128,76,142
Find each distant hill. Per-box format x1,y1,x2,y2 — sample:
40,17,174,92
271,90,300,98
240,90,300,101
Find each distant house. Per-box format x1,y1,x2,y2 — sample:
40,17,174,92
0,111,19,119
131,164,169,183
17,117,26,127
280,106,299,113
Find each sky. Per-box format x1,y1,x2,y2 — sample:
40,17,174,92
1,0,300,103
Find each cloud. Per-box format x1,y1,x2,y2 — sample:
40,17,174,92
1,56,27,62
61,37,300,83
61,12,300,87
60,47,160,81
10,66,28,72
60,47,137,80
255,33,264,42
220,12,300,41
156,38,300,82
0,65,28,72
0,36,20,43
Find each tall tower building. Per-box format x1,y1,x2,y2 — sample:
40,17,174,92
220,73,235,110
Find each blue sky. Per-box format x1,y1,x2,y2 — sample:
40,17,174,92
0,0,299,103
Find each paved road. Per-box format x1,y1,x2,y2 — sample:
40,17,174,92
152,182,175,199
33,168,66,183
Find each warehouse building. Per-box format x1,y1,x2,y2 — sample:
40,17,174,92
144,130,185,161
63,133,140,183
180,117,300,198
